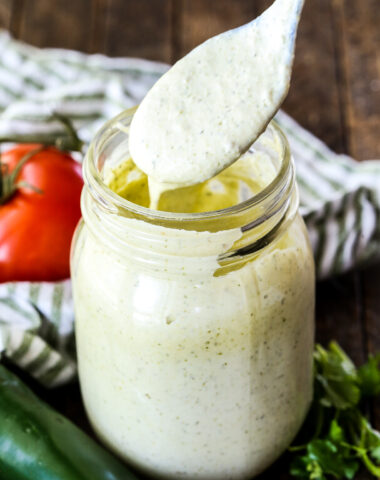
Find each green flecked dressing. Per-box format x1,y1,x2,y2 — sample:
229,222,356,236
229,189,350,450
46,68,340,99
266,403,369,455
107,147,277,213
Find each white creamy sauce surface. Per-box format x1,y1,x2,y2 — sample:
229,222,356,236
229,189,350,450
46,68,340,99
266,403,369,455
129,0,304,196
74,213,315,480
74,126,315,479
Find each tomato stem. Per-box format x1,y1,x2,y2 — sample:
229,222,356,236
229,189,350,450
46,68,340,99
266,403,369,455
0,113,83,153
0,146,45,204
52,113,84,152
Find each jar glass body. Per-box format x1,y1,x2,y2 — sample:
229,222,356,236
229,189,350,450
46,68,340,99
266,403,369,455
71,109,315,480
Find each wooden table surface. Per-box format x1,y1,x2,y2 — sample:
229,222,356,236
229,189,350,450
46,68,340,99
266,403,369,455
0,1,379,479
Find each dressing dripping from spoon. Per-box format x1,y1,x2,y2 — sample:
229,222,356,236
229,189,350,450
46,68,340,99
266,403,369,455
128,0,304,210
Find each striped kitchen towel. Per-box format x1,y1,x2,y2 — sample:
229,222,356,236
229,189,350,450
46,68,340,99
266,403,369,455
0,30,379,387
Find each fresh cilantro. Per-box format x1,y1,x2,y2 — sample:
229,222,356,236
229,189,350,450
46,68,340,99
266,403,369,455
289,342,380,479
358,354,380,397
314,342,360,410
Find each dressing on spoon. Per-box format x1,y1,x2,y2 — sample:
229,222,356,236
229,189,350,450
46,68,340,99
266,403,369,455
129,0,304,209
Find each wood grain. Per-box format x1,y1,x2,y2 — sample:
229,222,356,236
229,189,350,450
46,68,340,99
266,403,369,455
16,0,94,51
334,0,380,448
257,0,346,152
334,0,380,160
87,0,108,54
103,0,172,62
302,272,372,480
363,264,380,432
175,0,257,60
0,0,12,30
316,274,366,364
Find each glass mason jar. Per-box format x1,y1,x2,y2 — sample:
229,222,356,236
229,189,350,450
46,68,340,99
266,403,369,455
71,108,315,480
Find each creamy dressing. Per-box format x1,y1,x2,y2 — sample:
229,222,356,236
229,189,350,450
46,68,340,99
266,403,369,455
74,213,314,480
129,0,304,199
106,142,278,213
73,120,315,479
72,1,314,479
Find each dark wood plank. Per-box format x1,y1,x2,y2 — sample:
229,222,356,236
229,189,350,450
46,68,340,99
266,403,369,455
103,0,172,62
88,0,108,54
257,0,346,152
0,0,12,30
334,0,380,160
316,273,366,364
17,0,95,52
257,455,291,480
334,0,380,440
175,0,257,61
362,263,380,432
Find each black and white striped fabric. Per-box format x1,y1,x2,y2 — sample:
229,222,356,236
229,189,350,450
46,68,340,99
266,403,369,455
0,30,379,387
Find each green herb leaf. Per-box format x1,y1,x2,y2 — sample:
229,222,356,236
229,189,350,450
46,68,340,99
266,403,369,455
358,354,380,397
290,455,327,479
289,342,380,480
290,433,359,480
314,342,361,410
308,438,358,479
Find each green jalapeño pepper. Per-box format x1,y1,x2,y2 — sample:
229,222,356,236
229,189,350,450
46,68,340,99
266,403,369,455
0,364,138,480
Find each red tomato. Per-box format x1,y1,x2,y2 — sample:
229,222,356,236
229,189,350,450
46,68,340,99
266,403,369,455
0,144,83,282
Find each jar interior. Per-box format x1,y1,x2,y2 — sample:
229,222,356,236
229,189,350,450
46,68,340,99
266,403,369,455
86,108,292,233
95,116,284,214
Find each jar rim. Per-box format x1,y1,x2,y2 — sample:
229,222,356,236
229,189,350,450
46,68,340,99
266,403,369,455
84,106,294,232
